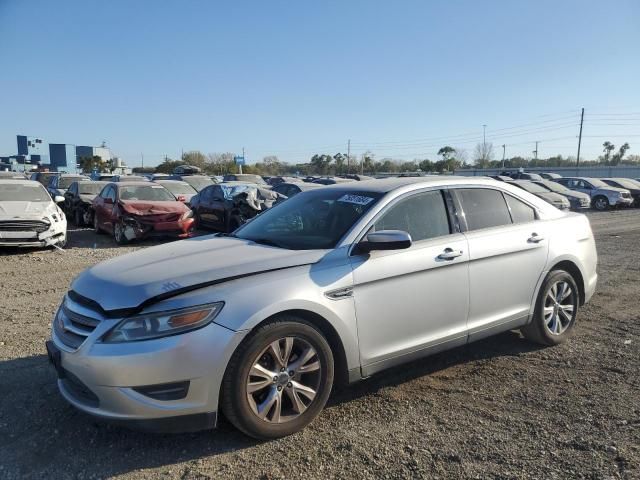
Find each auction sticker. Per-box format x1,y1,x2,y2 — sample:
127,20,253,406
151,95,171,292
337,194,375,205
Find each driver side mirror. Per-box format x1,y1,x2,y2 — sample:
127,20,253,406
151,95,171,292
54,195,65,204
104,198,114,205
356,230,412,254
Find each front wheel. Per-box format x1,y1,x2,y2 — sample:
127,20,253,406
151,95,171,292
521,270,579,346
221,317,334,439
592,195,609,211
113,221,128,245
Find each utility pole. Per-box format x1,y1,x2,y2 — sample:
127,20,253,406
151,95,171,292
533,141,539,160
576,107,584,169
239,147,244,174
501,144,506,169
347,139,351,174
482,124,487,162
141,153,144,170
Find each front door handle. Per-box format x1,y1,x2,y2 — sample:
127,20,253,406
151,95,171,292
528,233,545,243
437,248,463,260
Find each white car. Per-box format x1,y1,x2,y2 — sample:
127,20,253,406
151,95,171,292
0,179,67,248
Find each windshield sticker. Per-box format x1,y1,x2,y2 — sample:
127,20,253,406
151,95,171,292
337,194,375,206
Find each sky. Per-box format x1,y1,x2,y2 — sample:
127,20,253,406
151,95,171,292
1,0,639,168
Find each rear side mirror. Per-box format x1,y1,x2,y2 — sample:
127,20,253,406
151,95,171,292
357,230,412,253
54,195,65,204
177,195,186,202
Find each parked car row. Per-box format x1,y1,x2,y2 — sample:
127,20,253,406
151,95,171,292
491,173,640,211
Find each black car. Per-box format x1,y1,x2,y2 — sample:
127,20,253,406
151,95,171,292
30,171,60,186
64,181,109,225
601,178,640,206
502,171,544,181
47,174,89,198
190,183,282,232
168,174,216,192
271,181,324,198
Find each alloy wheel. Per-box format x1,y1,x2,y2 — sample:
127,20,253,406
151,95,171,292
246,336,321,424
543,280,575,335
594,197,608,210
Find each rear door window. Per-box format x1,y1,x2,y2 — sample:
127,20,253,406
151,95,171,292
374,190,450,242
456,188,512,231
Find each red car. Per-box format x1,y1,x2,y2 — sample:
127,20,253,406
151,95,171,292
92,182,195,244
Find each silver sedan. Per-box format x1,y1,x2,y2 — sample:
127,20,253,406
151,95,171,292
47,176,598,439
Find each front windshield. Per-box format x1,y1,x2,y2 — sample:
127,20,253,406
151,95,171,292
119,185,175,201
0,183,50,202
160,182,197,195
538,181,569,193
587,178,607,188
610,178,638,189
517,182,547,193
59,176,87,189
185,176,214,191
78,183,105,195
234,189,383,250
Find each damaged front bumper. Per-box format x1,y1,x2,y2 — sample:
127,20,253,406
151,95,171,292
120,214,195,241
0,217,67,247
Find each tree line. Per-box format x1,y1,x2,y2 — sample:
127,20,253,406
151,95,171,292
139,140,637,176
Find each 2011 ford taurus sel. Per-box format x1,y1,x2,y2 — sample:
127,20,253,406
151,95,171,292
46,177,598,439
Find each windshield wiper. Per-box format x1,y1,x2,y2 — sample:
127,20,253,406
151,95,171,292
248,237,287,249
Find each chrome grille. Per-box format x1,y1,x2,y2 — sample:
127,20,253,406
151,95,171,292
53,305,101,350
0,220,49,233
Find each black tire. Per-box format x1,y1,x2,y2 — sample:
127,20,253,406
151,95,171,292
521,270,579,346
221,317,334,440
113,221,128,245
592,195,609,211
227,216,242,233
93,214,103,234
74,208,84,227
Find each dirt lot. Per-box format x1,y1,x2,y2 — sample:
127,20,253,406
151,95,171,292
1,211,639,479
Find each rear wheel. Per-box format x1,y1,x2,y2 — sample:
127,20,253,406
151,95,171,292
93,214,103,234
593,195,609,211
521,270,579,346
221,317,334,439
74,208,84,227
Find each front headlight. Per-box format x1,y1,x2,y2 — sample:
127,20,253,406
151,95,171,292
181,210,194,221
102,302,224,343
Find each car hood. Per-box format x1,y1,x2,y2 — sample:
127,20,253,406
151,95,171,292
120,200,189,216
71,236,328,313
597,186,629,195
0,201,56,220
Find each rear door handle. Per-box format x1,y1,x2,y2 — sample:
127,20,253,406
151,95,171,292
437,248,463,260
528,233,545,243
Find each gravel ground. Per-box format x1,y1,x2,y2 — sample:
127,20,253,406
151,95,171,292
0,211,639,479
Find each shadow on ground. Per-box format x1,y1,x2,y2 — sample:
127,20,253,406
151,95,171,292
0,330,541,478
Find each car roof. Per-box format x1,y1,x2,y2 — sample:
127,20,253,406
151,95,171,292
279,182,323,189
156,179,190,184
110,181,155,187
317,175,519,193
0,179,45,186
76,180,108,184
